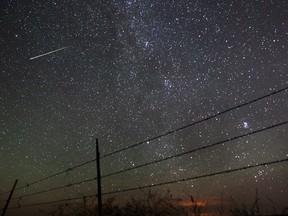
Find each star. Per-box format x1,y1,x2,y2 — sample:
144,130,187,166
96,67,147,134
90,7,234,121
243,121,250,129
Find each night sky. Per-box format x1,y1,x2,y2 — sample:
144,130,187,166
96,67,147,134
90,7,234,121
1,0,288,215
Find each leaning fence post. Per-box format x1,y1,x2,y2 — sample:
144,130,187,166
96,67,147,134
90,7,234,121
1,179,18,216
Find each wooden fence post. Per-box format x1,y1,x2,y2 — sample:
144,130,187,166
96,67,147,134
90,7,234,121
96,138,102,216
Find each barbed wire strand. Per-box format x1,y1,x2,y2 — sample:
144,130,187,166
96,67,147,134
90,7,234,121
5,194,96,210
0,159,96,197
102,158,288,196
0,177,97,203
101,86,288,158
101,120,288,179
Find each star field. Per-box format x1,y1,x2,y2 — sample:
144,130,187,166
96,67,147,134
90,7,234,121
1,0,288,215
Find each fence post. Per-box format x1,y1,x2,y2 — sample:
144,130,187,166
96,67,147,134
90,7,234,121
1,179,18,216
96,138,102,216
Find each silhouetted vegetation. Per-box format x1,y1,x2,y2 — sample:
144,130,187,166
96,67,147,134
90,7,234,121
38,190,288,216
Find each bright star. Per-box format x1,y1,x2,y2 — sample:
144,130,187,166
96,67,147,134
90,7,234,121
243,122,249,129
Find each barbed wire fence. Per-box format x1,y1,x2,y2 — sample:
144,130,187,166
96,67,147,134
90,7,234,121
4,158,288,210
1,86,287,214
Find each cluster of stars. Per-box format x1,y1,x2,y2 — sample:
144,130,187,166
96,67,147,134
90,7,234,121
0,0,287,214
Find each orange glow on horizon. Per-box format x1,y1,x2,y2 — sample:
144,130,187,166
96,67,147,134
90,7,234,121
175,197,232,208
176,199,206,207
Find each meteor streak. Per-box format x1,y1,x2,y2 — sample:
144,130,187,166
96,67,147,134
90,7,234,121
29,46,70,60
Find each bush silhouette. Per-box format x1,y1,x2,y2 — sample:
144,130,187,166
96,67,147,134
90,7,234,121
39,190,287,216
